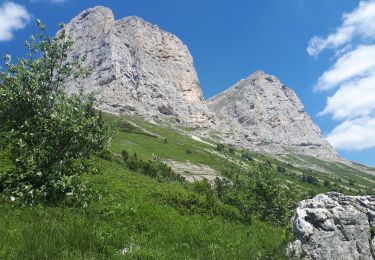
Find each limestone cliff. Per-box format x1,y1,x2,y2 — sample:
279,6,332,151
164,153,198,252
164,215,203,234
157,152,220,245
64,6,213,127
207,71,337,158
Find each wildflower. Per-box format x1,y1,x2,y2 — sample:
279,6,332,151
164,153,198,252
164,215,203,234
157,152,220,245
119,243,134,255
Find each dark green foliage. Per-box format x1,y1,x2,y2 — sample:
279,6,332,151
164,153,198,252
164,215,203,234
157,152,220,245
302,174,319,185
228,145,235,154
241,152,254,161
216,143,225,152
371,227,375,239
0,22,107,204
121,150,129,161
277,165,286,173
116,121,157,138
164,138,168,144
324,180,331,187
156,179,242,222
215,162,299,227
122,154,185,183
186,149,192,155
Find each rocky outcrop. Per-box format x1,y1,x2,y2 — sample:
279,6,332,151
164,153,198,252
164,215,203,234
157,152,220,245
287,192,375,260
207,71,337,158
64,6,213,127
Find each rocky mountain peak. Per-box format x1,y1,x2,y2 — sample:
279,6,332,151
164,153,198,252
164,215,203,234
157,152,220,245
64,6,213,127
63,6,336,158
207,71,337,158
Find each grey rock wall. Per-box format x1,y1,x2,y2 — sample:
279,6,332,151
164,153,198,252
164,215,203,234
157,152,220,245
207,71,337,158
64,6,213,128
287,192,375,260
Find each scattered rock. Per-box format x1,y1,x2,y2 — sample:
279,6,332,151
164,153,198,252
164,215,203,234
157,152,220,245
164,159,220,183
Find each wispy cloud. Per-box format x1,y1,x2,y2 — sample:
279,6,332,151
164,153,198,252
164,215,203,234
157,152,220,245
327,117,375,150
0,2,31,41
315,45,375,91
307,0,375,56
309,1,375,151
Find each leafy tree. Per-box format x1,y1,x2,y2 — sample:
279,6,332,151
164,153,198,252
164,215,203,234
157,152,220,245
0,21,107,204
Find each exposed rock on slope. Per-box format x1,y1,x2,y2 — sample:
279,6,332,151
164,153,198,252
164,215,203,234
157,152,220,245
64,6,213,127
207,71,337,158
287,192,375,260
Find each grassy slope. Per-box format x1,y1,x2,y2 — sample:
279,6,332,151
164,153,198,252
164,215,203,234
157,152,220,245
1,113,375,259
109,113,375,196
0,115,288,259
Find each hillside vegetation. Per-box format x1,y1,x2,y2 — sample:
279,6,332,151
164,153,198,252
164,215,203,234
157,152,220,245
2,112,375,258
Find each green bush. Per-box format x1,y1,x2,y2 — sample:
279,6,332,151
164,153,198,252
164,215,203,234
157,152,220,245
215,162,299,227
0,21,107,204
122,154,184,183
216,143,225,152
155,180,242,222
302,174,319,185
241,152,254,161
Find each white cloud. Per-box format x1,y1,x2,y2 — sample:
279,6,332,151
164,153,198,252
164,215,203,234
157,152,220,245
319,73,375,119
327,117,375,150
307,0,375,56
309,1,375,151
315,45,375,91
0,2,31,41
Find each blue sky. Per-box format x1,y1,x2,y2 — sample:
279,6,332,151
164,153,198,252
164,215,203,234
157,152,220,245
1,0,375,166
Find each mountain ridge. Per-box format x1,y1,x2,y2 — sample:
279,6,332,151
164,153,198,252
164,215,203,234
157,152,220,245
64,6,337,159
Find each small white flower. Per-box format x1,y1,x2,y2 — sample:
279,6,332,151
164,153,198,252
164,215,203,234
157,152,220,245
119,243,134,255
10,196,15,202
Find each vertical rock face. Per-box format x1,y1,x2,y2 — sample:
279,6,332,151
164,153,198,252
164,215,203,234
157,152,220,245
63,6,337,158
64,6,213,127
207,71,337,158
287,192,375,260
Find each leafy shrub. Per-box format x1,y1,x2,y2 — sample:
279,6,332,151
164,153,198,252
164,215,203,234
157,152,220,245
155,180,242,221
122,154,184,183
121,150,129,161
0,22,107,204
276,165,286,173
302,174,319,185
185,149,192,155
216,143,225,152
116,121,157,138
241,153,254,161
215,162,299,227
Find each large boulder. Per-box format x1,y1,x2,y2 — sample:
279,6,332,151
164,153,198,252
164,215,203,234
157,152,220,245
287,192,375,259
